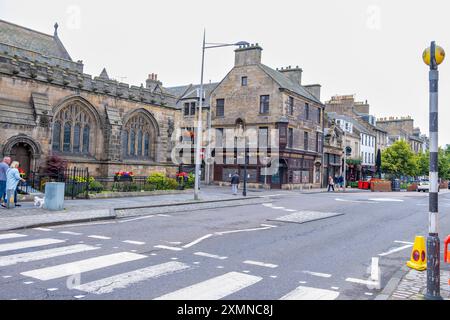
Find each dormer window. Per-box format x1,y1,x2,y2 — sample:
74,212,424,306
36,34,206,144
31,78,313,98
183,102,196,117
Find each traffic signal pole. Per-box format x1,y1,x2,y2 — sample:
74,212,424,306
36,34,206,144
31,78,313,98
425,41,442,300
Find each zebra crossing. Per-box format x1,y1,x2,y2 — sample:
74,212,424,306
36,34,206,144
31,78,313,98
0,231,342,300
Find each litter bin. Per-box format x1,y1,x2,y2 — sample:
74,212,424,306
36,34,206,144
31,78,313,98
44,182,65,211
392,179,400,192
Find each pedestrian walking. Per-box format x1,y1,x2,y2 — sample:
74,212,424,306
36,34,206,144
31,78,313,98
231,172,240,195
4,161,25,209
327,175,335,192
338,175,344,191
0,157,11,207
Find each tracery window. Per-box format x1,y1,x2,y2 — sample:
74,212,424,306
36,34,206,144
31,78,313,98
122,113,156,160
52,103,94,155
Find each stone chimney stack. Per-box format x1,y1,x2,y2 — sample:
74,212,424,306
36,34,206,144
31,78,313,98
235,43,263,67
146,73,162,92
304,84,321,101
278,66,303,86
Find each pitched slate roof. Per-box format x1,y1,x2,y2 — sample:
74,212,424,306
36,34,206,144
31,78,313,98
258,64,322,104
166,83,219,109
327,112,373,135
0,19,72,60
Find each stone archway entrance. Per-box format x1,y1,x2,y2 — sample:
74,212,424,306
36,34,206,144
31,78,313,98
10,143,33,177
2,135,42,177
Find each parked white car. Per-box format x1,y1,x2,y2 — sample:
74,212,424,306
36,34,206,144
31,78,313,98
417,180,440,192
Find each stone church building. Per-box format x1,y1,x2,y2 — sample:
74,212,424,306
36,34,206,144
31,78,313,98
0,20,180,178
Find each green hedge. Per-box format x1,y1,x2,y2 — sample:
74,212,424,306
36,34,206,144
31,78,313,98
146,173,178,190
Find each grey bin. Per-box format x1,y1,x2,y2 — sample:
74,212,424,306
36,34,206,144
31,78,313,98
392,179,401,192
44,182,65,211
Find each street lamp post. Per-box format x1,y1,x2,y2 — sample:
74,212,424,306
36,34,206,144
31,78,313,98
193,31,249,200
422,41,445,300
243,137,248,197
343,131,347,192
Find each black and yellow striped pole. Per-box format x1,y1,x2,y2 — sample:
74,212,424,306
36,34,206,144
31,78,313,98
422,41,445,300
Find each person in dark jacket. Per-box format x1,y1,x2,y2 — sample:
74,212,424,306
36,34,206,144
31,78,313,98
231,172,240,195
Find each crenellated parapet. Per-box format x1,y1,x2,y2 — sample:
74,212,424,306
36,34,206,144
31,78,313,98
0,47,177,109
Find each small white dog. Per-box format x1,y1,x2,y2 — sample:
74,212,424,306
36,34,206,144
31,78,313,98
34,196,45,208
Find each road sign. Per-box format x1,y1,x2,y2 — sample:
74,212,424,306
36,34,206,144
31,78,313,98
345,146,352,156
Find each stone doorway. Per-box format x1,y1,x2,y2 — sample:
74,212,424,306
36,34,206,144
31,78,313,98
2,135,42,178
10,142,32,177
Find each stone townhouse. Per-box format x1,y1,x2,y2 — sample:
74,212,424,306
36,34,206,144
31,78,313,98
166,82,218,181
0,20,179,178
325,95,388,154
326,113,364,182
209,44,325,189
322,115,344,187
376,116,427,154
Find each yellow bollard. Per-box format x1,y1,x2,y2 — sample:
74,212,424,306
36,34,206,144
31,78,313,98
406,236,427,271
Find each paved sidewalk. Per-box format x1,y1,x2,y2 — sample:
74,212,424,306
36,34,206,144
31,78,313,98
378,265,450,300
0,186,278,231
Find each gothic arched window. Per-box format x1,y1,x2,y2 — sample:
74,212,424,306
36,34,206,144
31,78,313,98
52,102,95,155
63,122,71,152
52,122,61,151
83,126,90,154
73,124,81,153
144,133,150,157
122,112,157,160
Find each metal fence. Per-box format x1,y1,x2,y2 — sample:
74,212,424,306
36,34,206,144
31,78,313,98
19,167,90,199
18,169,192,199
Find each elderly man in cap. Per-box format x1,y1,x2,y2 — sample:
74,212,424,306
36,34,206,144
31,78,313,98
0,156,11,207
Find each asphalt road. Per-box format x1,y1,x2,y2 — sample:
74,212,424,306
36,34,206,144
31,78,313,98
1,190,449,300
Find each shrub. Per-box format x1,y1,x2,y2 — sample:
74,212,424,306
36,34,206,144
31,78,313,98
146,172,178,190
185,173,195,189
166,178,178,190
89,180,104,193
44,155,67,179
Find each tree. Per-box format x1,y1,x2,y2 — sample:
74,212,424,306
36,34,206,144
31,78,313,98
381,140,417,178
414,148,450,180
416,151,429,177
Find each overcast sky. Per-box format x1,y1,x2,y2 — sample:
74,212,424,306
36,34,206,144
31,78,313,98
1,0,449,146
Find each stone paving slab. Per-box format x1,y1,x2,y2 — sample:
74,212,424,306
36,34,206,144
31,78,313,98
0,209,113,231
384,268,450,300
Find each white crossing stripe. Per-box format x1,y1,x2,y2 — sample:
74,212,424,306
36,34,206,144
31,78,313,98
215,225,275,235
346,277,380,288
33,228,53,232
0,233,27,240
74,262,190,295
21,252,146,281
378,244,412,257
243,260,278,269
0,239,65,253
0,244,99,267
394,240,414,245
154,245,183,251
302,271,332,278
88,235,111,240
122,240,146,246
194,252,228,260
183,234,213,249
154,272,262,300
59,232,82,236
280,286,339,300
